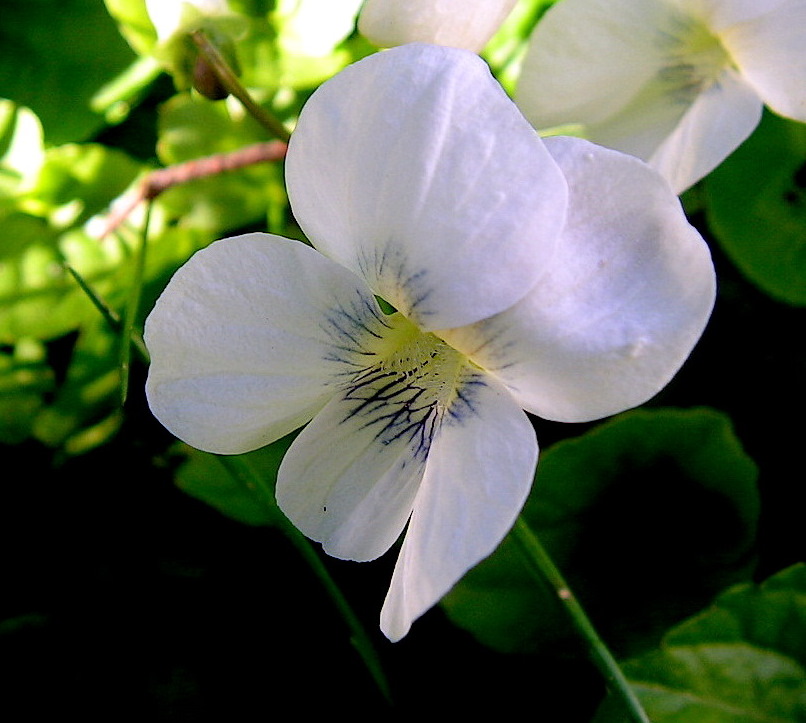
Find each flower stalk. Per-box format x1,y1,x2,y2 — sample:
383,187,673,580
190,29,291,142
511,517,650,723
120,202,152,406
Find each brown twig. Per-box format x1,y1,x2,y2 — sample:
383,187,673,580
96,140,287,239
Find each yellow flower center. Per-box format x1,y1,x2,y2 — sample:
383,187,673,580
342,312,482,461
659,13,732,102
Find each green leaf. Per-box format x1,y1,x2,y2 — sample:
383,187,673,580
0,0,138,144
0,212,54,261
665,564,806,670
704,110,806,305
175,434,297,526
0,221,211,346
22,143,143,228
443,407,760,655
594,564,806,722
0,236,80,343
0,226,130,344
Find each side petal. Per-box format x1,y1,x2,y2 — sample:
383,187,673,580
440,138,716,424
144,233,389,454
647,68,762,193
380,374,537,641
286,43,568,331
719,0,806,122
357,0,518,52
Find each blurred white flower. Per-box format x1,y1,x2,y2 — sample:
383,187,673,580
144,44,716,640
146,0,231,43
358,0,518,51
516,0,806,193
275,0,364,57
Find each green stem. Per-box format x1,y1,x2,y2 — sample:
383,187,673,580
119,202,152,406
63,265,150,365
216,454,393,706
511,517,650,723
191,30,291,142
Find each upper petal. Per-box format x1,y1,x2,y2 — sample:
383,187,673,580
358,0,518,52
286,43,568,331
718,0,806,122
144,233,389,454
440,137,716,423
380,373,537,641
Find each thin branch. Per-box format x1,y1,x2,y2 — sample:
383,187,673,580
64,263,150,364
95,140,287,239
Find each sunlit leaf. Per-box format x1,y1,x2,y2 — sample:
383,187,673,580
103,0,158,57
0,100,45,198
704,111,806,306
22,143,143,228
0,212,54,262
0,219,212,345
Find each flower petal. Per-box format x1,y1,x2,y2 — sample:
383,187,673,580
275,386,430,563
647,68,762,193
719,0,806,122
440,137,716,423
357,0,518,52
144,233,389,454
379,374,537,641
516,0,680,135
694,0,796,32
286,43,568,331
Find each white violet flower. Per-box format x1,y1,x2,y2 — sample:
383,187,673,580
358,0,518,52
144,43,716,641
516,0,806,193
